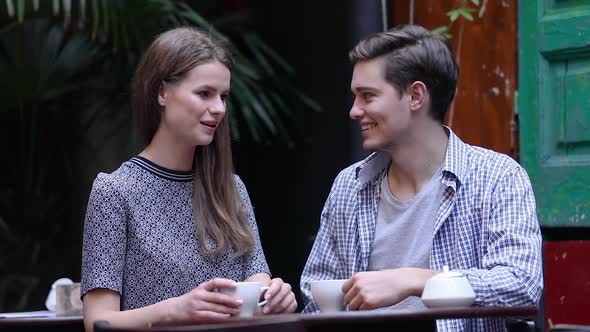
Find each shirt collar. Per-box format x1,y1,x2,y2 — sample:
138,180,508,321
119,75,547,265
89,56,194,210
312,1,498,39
441,126,467,189
354,126,468,190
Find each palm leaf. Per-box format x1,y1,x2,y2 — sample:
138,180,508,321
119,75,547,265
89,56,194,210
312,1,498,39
1,0,321,145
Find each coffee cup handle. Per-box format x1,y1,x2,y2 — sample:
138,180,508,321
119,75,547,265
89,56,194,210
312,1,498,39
258,286,270,307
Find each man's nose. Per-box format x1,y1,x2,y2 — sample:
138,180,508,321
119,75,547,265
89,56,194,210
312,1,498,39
349,100,364,120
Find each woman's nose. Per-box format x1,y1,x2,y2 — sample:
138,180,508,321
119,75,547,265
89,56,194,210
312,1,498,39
209,96,226,115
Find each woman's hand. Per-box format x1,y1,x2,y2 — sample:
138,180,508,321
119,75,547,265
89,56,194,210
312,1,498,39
166,278,243,323
261,277,297,314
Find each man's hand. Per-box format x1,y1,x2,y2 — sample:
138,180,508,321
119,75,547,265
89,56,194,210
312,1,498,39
342,268,438,310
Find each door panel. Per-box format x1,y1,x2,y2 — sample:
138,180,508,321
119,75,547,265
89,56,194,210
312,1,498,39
519,0,590,227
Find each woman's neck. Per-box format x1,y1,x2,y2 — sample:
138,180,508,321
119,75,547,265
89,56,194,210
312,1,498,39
139,129,194,171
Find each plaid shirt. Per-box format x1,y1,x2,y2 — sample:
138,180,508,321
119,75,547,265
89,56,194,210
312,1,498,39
300,128,543,332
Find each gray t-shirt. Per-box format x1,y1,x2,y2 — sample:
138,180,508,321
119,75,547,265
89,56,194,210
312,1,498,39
81,157,270,310
368,166,444,310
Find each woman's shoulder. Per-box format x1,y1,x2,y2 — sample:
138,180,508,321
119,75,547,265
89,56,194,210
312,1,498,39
232,174,245,188
232,174,250,200
91,160,140,198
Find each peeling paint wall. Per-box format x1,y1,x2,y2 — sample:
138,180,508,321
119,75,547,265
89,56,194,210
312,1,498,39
393,0,518,158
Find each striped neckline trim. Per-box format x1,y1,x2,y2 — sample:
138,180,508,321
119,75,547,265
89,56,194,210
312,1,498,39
130,157,193,182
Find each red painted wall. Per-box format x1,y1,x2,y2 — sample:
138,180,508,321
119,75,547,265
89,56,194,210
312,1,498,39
544,241,590,329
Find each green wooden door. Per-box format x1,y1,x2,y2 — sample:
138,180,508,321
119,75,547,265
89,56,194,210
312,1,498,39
519,0,590,227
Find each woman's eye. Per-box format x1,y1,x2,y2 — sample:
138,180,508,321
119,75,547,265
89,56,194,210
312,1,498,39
198,91,210,98
220,94,229,102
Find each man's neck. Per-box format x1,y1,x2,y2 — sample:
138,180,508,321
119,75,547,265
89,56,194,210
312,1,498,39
139,126,195,172
386,123,448,201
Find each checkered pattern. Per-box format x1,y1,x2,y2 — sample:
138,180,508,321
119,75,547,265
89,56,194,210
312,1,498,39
300,128,543,332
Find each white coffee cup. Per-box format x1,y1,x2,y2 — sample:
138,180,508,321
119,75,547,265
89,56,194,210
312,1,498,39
219,282,269,317
310,279,347,313
45,278,74,312
56,282,83,316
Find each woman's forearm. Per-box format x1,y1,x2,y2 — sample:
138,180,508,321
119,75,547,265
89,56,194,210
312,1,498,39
84,294,175,332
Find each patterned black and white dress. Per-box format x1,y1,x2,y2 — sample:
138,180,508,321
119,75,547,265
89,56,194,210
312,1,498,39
81,157,270,310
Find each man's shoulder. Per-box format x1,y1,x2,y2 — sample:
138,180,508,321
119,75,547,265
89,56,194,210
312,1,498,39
322,159,365,203
460,144,530,192
335,160,362,181
331,155,376,188
466,144,522,174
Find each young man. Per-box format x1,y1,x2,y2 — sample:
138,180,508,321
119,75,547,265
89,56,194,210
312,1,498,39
300,25,543,331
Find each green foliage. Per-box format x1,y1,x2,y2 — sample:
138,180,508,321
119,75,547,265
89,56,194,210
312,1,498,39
432,2,482,39
1,0,318,144
446,7,476,22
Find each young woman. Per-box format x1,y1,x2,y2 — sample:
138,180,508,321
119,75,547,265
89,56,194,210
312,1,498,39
81,27,297,331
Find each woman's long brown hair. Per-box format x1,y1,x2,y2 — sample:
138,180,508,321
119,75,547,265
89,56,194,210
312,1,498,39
131,27,254,256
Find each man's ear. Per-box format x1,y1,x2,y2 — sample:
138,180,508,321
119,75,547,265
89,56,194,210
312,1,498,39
158,82,167,107
409,81,428,111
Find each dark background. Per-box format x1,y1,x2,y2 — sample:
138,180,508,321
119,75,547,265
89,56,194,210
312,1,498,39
233,0,386,309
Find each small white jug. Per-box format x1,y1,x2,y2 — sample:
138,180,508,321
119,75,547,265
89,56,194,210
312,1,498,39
421,265,475,308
